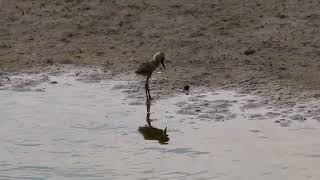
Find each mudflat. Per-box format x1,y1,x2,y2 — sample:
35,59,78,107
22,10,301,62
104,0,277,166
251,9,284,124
1,0,320,100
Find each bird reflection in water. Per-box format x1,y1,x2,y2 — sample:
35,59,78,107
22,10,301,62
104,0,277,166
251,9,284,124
138,99,169,144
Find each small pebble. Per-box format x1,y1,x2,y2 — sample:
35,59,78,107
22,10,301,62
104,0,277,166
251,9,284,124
244,49,255,55
46,59,53,65
183,85,190,91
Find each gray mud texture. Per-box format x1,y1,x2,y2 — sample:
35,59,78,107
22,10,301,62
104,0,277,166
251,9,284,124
1,0,320,106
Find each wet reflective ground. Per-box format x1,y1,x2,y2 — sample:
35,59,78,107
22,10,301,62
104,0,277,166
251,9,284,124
1,72,320,180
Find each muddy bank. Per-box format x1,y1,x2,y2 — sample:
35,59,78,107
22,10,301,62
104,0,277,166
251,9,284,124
1,0,320,105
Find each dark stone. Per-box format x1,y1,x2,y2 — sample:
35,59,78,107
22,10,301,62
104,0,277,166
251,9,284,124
244,49,256,55
46,59,53,65
278,14,287,19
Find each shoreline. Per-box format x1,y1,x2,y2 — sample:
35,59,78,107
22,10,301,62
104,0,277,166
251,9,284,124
1,0,320,119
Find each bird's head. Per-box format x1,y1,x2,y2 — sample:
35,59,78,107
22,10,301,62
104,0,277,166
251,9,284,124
153,52,165,69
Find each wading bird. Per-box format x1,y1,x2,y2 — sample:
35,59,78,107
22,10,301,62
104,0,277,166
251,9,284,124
135,52,166,100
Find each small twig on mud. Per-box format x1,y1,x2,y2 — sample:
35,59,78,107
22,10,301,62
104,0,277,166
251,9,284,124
15,6,25,16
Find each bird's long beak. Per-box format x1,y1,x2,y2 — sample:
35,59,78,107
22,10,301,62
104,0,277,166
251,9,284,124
161,62,165,69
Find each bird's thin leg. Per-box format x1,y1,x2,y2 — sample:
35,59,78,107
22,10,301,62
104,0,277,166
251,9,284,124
146,99,152,127
146,112,152,127
146,75,151,100
148,85,151,100
145,77,149,100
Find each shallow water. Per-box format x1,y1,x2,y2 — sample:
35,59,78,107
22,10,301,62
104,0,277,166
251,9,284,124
0,73,320,180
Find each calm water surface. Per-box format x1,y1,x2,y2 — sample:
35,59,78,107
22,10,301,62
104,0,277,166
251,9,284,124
0,73,320,180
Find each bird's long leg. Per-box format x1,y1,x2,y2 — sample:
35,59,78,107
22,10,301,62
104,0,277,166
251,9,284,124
145,77,149,100
146,99,152,127
146,75,151,100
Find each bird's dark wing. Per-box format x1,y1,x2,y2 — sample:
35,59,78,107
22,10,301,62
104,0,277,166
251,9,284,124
136,62,154,75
